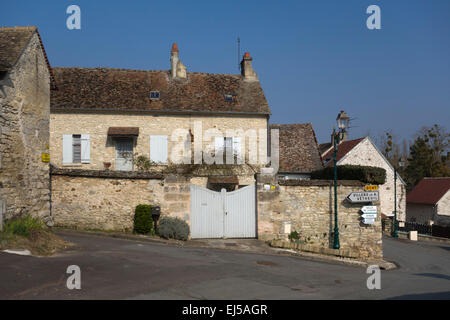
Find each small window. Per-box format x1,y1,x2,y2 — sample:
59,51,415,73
150,91,160,100
72,134,81,163
224,94,233,102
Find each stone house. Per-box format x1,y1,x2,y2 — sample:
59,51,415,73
50,45,271,189
0,26,54,227
48,43,383,260
269,123,323,180
406,177,450,226
320,136,407,221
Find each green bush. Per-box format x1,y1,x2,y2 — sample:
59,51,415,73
288,230,300,241
133,205,153,234
310,165,386,185
157,216,190,241
3,215,44,237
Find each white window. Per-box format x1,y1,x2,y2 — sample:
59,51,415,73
150,135,168,164
215,137,242,164
63,134,90,164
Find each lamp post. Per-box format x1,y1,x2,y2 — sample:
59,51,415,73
333,110,350,249
393,159,405,238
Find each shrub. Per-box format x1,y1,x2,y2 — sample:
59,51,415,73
310,165,386,185
133,204,153,234
157,216,190,241
3,215,44,237
288,230,300,241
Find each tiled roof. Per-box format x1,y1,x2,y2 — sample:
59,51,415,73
269,123,323,173
322,138,365,167
406,177,450,205
50,67,270,115
319,142,332,155
0,26,55,87
0,27,34,71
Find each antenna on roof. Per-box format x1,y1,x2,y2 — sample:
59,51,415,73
237,37,241,72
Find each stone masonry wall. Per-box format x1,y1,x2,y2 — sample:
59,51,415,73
50,112,267,170
0,32,50,221
257,174,383,260
51,169,190,231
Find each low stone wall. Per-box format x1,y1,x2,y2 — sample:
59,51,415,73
256,174,382,260
51,169,190,231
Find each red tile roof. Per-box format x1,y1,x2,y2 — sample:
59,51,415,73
406,177,450,205
50,67,270,115
322,138,365,167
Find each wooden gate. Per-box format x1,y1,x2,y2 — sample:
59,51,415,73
190,184,256,239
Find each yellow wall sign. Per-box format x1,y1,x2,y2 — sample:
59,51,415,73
364,185,378,191
41,153,50,163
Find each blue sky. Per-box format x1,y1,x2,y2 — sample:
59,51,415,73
3,0,449,144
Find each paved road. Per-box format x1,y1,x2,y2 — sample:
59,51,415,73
0,233,449,299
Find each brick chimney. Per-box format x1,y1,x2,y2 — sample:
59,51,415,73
170,43,187,79
240,52,258,81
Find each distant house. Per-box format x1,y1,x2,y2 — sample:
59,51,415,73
320,136,407,221
0,26,53,225
270,123,323,180
406,177,450,226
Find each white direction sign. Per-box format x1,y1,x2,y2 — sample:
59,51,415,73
347,191,379,203
361,206,377,214
363,218,375,225
361,213,377,219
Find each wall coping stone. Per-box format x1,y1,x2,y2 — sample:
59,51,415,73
278,179,365,187
51,167,163,180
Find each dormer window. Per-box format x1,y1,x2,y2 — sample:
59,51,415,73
150,91,160,100
224,94,233,102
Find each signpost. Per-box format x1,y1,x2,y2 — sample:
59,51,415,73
361,213,377,219
364,185,378,191
347,191,379,203
359,205,377,225
362,218,375,225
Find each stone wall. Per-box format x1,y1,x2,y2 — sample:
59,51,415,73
0,32,50,222
50,112,268,170
256,174,383,260
51,169,190,231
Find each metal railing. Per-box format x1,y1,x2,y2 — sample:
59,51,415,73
398,221,450,239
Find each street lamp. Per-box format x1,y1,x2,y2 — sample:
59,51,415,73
332,110,349,249
393,158,405,238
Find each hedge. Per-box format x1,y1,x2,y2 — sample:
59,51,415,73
133,204,153,234
310,165,386,185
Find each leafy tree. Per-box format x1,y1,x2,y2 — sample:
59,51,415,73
404,125,449,189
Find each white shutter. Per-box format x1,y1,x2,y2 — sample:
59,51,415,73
62,135,73,164
81,134,90,163
215,137,224,155
233,137,242,164
150,135,168,164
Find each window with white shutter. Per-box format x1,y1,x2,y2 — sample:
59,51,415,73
81,134,90,163
62,134,90,165
150,135,168,164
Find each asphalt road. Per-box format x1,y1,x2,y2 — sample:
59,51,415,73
0,232,449,299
